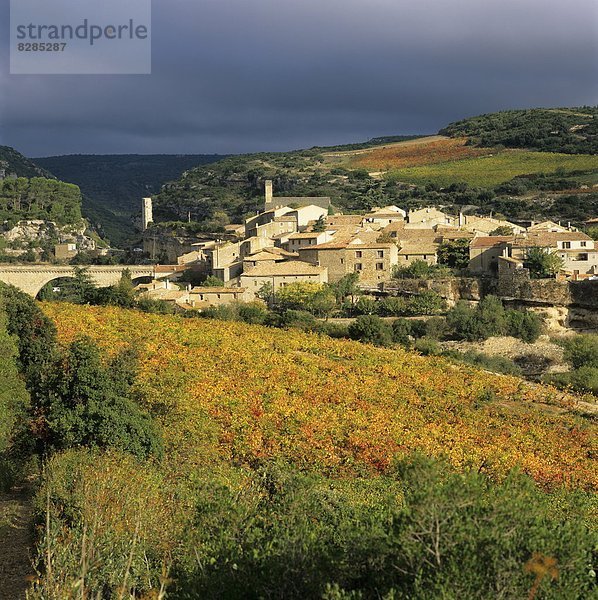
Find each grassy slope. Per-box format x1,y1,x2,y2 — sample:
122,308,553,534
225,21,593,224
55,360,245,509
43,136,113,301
43,303,596,490
386,149,598,187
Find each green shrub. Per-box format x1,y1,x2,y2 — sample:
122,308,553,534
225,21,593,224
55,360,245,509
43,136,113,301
424,317,450,340
354,296,378,315
277,310,317,329
0,282,57,383
506,310,543,343
238,302,269,325
413,337,441,356
0,304,29,456
377,297,408,317
348,315,393,347
545,366,598,395
443,350,522,376
391,318,413,346
39,338,162,459
447,296,507,341
169,458,598,599
406,291,446,316
561,334,598,370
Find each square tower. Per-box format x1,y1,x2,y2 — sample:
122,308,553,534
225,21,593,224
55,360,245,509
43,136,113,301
142,197,153,231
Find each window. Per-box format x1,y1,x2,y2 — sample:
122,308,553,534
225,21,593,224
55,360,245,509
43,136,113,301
355,251,362,258
563,242,571,249
377,250,384,258
340,258,344,264
376,262,384,270
354,263,362,271
581,241,587,247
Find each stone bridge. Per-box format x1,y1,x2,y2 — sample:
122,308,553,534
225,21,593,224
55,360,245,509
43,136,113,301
0,265,156,297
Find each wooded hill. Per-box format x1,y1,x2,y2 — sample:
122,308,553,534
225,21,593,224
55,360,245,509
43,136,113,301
440,107,598,154
0,145,52,179
152,108,597,233
34,154,226,246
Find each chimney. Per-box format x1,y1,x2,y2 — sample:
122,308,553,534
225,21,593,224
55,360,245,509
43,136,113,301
459,212,464,227
265,180,273,207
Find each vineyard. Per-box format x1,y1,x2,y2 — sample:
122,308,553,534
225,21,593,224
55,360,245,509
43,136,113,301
43,303,596,489
15,302,594,599
349,137,494,170
387,149,598,187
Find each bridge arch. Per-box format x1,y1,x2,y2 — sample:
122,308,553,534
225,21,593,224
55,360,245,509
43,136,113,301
0,265,155,297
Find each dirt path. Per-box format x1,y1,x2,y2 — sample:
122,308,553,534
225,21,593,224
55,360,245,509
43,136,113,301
0,485,35,599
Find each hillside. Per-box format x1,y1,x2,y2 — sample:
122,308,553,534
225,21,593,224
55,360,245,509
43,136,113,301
18,302,594,598
35,154,226,246
440,107,598,154
0,146,52,179
153,109,598,230
44,303,596,487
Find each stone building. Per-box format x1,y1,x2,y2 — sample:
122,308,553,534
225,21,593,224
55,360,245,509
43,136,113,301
298,239,398,285
468,236,514,274
240,261,328,297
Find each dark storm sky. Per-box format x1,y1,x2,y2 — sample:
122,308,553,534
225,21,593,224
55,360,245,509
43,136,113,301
1,0,597,156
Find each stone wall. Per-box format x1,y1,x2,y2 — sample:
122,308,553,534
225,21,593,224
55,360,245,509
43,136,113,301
383,277,495,306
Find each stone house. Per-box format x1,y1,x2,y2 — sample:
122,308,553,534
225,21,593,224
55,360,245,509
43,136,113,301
285,231,334,252
397,239,439,266
243,247,298,270
298,239,398,285
263,179,331,212
363,206,406,228
187,287,252,308
204,241,243,282
240,261,328,297
459,214,525,235
468,236,514,274
407,207,453,228
510,231,598,276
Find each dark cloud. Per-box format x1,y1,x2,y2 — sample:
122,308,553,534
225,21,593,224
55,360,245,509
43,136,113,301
1,0,597,155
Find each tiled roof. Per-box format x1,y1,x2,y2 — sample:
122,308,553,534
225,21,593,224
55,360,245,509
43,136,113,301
513,231,593,247
470,236,514,249
242,261,327,276
398,241,439,255
190,287,246,293
288,232,326,239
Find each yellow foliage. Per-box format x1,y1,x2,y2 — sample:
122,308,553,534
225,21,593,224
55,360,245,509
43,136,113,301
42,303,597,490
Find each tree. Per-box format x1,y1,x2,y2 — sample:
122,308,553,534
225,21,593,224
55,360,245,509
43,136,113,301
489,225,514,236
561,334,598,370
447,296,507,341
39,338,162,459
437,239,470,269
506,310,543,343
329,273,360,304
0,301,29,458
348,315,393,346
312,215,326,232
60,267,97,303
407,291,446,316
203,275,226,287
256,282,274,306
524,247,564,279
